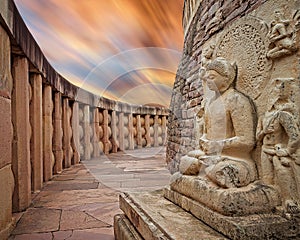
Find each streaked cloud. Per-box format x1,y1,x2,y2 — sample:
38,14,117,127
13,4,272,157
14,0,184,107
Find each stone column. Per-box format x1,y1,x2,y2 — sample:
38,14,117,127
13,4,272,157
53,92,63,173
128,114,134,150
145,114,151,147
29,73,43,191
72,102,80,164
83,105,91,160
102,109,110,154
11,56,31,211
92,108,100,158
162,116,167,145
136,115,142,149
111,110,118,153
118,112,124,151
0,25,15,239
43,85,54,182
154,115,159,147
62,98,71,168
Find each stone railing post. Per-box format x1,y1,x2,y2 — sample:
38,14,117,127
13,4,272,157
43,85,54,182
118,112,124,151
154,115,159,147
71,101,80,164
92,108,100,158
111,110,118,153
136,115,142,149
128,114,134,150
102,109,110,154
162,116,167,145
11,56,31,211
0,24,15,239
53,92,63,173
62,98,71,168
29,73,43,191
83,104,91,160
145,114,151,147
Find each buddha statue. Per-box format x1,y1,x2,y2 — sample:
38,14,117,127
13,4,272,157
179,57,257,188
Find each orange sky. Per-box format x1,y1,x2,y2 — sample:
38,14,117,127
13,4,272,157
14,0,184,107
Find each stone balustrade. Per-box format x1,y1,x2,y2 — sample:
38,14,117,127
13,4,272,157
0,1,168,239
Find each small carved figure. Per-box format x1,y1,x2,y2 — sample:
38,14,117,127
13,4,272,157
199,45,215,79
257,78,300,214
180,58,257,188
267,10,297,59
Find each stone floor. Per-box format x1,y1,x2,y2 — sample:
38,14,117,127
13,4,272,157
9,147,170,240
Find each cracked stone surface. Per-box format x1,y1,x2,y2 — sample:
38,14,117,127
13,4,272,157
9,147,170,239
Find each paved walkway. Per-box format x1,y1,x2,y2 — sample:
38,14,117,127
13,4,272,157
9,147,171,240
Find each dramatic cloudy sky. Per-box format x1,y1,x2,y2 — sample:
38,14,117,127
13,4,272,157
14,0,184,107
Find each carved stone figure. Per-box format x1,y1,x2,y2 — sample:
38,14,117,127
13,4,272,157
180,57,257,188
257,78,300,213
267,9,297,59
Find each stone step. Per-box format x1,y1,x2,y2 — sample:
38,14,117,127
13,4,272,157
115,190,227,240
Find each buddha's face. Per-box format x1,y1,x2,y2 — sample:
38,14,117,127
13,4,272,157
205,70,230,92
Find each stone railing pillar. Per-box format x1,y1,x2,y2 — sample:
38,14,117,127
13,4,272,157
53,92,63,173
29,73,43,191
11,56,31,211
111,110,118,153
83,104,91,160
128,114,134,150
136,115,142,149
162,116,167,145
43,85,54,182
154,115,159,147
0,24,15,239
62,98,71,168
118,112,124,151
92,108,100,158
145,114,151,147
71,101,80,164
102,109,110,154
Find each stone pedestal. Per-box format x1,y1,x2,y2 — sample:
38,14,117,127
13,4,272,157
114,188,300,240
114,190,226,240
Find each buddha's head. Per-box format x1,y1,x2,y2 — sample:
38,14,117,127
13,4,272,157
204,57,236,93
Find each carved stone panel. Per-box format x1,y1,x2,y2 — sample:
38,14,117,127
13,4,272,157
215,17,272,100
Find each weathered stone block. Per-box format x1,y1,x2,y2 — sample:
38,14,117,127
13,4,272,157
0,164,15,240
0,97,12,169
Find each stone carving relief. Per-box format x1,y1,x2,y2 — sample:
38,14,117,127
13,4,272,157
174,12,300,217
257,78,300,213
267,9,298,59
215,16,272,100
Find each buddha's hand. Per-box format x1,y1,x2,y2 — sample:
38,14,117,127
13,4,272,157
200,138,223,155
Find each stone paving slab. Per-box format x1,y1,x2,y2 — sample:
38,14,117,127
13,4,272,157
9,147,170,239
